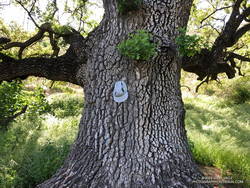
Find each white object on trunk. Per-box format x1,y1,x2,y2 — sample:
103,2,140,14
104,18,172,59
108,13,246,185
113,81,128,103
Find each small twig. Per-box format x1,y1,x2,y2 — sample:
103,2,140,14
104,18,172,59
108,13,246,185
51,0,59,19
200,23,221,34
0,105,28,128
200,5,233,25
195,76,210,93
181,85,191,91
15,0,40,29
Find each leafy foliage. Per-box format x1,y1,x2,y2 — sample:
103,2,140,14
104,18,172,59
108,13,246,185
222,77,250,105
117,30,157,61
52,25,72,35
14,140,71,187
0,92,82,188
176,28,210,57
0,81,24,126
49,94,84,118
0,81,50,129
117,0,142,14
24,87,51,116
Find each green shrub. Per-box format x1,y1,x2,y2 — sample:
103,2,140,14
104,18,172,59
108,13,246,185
0,81,24,127
229,85,250,104
219,77,250,105
24,87,51,116
0,86,83,187
0,81,50,129
14,141,71,188
0,103,80,187
117,30,157,61
176,28,210,57
0,118,43,188
49,94,83,118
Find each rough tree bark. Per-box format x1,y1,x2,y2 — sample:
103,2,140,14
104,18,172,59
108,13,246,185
37,0,209,187
1,0,249,186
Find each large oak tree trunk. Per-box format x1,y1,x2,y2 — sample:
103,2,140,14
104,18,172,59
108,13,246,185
38,0,209,187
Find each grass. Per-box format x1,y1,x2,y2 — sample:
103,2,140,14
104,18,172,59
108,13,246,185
0,77,249,187
184,94,250,186
0,92,82,188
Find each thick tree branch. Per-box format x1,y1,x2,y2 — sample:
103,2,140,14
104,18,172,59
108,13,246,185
181,49,250,86
0,37,11,45
233,24,250,43
0,27,88,86
241,7,250,19
184,0,249,86
3,23,54,59
227,52,250,62
181,49,236,81
212,1,250,52
48,32,60,57
0,52,81,85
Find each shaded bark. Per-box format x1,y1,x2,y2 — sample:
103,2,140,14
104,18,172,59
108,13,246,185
181,49,236,81
0,52,79,85
38,0,210,187
0,32,87,85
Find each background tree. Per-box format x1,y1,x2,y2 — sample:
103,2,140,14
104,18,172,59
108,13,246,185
0,0,249,187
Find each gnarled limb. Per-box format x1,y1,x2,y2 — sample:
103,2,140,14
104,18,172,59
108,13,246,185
212,1,250,52
3,23,59,59
0,31,88,86
227,52,250,62
182,0,249,88
0,37,11,45
233,24,250,44
0,21,90,86
0,52,82,85
181,47,240,80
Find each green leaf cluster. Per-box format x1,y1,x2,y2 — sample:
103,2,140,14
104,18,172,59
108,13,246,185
24,87,51,116
49,95,84,118
117,0,142,14
117,30,157,61
0,81,24,125
0,82,50,128
176,28,210,57
52,25,72,35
